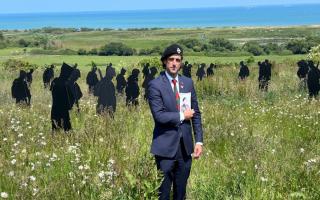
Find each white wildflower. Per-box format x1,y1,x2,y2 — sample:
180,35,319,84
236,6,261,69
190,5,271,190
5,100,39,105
11,159,17,165
29,176,36,181
1,192,8,198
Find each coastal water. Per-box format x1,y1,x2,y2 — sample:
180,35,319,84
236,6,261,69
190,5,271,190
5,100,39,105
0,4,320,30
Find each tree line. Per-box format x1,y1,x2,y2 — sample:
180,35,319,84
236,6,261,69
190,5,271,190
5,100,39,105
1,31,320,56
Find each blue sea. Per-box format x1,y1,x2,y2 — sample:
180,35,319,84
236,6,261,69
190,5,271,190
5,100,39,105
1,4,320,30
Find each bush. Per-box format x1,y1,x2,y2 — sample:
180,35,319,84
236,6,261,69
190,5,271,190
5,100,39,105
30,48,77,55
138,46,161,56
2,59,38,71
77,48,87,55
138,57,162,71
18,39,31,47
99,42,136,56
209,38,237,52
286,39,309,54
243,41,264,56
262,43,283,55
87,48,97,55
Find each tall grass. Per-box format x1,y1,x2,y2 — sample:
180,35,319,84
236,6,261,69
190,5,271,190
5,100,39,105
1,58,320,199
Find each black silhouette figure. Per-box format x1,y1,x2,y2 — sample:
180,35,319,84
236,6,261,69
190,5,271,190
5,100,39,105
258,60,271,91
43,64,55,88
142,63,150,79
297,60,309,90
11,70,31,106
142,66,158,100
67,67,83,113
207,63,215,77
238,61,249,80
26,69,34,86
94,65,117,117
196,63,206,81
184,63,193,78
86,63,99,94
116,68,127,94
307,60,320,99
50,63,75,132
126,68,140,106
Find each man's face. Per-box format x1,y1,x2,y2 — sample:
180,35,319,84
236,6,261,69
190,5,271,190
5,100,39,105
164,54,182,77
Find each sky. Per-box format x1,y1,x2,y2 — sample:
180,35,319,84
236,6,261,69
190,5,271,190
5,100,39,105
1,0,320,13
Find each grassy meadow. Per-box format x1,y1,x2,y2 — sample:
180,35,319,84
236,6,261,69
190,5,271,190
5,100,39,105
1,27,320,199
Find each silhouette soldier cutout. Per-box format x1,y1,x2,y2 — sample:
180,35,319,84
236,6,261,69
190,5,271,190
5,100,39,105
94,65,117,117
116,68,127,94
142,63,150,79
307,60,320,99
67,67,83,113
258,60,271,91
297,60,309,90
86,62,99,94
206,63,215,77
11,70,31,106
238,61,249,80
43,64,55,88
196,63,206,81
142,66,158,100
26,69,34,86
126,68,140,106
50,63,74,132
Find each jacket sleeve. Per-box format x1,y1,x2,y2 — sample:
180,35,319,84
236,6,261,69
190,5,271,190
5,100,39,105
148,81,180,127
190,80,204,144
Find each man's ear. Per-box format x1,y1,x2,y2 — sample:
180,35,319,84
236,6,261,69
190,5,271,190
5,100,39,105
162,60,167,69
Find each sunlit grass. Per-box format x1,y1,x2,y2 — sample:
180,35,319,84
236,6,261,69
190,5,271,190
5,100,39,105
1,57,320,199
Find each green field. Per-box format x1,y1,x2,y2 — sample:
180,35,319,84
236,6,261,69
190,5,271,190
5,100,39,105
3,26,320,50
1,27,320,199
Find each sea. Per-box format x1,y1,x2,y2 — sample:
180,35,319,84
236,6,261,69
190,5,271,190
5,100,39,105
0,4,320,30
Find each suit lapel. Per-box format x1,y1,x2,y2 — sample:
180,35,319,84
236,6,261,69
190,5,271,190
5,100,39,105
161,72,177,110
178,75,187,93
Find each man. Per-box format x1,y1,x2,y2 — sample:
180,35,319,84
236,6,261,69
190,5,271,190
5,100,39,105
148,44,203,200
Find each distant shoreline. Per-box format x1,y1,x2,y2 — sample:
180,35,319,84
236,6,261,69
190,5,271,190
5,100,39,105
1,25,320,32
1,4,319,30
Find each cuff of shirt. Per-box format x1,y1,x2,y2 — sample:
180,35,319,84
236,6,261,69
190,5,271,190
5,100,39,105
179,112,185,122
196,142,203,146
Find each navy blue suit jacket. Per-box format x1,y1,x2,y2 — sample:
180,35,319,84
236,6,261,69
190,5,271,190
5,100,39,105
148,72,203,158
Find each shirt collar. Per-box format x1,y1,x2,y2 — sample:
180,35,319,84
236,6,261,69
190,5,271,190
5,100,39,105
165,71,179,83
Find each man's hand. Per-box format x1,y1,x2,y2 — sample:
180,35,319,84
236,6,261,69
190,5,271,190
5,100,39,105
193,144,203,159
183,109,194,120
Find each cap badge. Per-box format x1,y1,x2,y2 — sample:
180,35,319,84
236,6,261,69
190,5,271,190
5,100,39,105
177,48,181,54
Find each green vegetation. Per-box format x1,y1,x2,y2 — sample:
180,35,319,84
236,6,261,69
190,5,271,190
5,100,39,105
0,26,320,199
1,26,320,56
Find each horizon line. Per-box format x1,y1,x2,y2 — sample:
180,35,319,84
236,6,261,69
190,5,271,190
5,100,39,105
0,3,320,15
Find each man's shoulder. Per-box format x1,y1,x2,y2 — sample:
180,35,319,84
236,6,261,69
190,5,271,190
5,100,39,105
179,74,193,85
149,73,164,86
